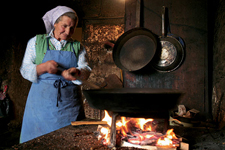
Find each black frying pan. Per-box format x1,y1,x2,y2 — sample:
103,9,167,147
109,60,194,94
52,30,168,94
113,0,157,71
151,6,185,72
83,88,183,113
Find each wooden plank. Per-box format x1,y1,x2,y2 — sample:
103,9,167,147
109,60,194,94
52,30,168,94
180,142,189,150
121,141,177,150
71,121,107,126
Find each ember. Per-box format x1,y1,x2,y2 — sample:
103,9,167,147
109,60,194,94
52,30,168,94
97,110,180,148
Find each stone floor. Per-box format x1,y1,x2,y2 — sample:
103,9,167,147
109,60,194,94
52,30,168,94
173,126,225,150
1,121,225,150
0,120,21,150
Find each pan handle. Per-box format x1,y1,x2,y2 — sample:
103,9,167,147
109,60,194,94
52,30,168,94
135,0,141,27
162,6,166,38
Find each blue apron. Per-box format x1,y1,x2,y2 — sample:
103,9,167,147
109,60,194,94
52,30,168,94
20,39,85,143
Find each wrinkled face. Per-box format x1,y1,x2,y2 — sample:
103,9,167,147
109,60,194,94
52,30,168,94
54,16,76,41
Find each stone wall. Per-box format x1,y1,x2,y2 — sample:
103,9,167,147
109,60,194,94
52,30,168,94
0,39,31,128
81,24,124,119
212,0,225,128
83,24,124,85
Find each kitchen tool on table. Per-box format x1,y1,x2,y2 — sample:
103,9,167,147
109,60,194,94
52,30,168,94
151,6,185,72
113,0,157,71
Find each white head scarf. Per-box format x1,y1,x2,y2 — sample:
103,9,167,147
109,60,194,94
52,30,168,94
42,6,76,33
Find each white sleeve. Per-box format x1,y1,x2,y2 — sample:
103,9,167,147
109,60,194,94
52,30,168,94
20,36,38,83
72,44,92,85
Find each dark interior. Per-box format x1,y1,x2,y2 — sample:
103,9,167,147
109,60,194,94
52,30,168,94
1,0,225,149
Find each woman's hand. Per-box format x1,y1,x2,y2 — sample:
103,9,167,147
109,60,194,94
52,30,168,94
62,67,80,81
36,60,58,76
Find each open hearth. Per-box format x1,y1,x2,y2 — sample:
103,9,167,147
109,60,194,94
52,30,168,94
82,88,184,149
97,110,182,149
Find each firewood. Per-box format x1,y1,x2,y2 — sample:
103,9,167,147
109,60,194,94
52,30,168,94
121,140,177,150
180,142,189,150
71,121,108,126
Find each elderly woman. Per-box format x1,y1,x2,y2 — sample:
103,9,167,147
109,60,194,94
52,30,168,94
20,6,91,143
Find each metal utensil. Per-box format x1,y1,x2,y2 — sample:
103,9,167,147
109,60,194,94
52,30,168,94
57,66,100,89
151,6,185,72
83,88,183,113
112,0,157,71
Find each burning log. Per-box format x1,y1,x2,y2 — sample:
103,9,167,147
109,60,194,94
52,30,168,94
126,131,163,145
95,110,187,149
116,130,122,147
121,140,177,150
122,139,188,150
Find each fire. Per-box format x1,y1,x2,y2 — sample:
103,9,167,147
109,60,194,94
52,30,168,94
156,129,178,147
157,137,173,146
135,118,153,131
98,110,179,148
118,117,129,136
97,110,111,144
116,117,154,137
102,110,112,126
99,127,110,145
166,128,178,140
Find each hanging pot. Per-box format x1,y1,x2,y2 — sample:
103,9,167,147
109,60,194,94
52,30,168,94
113,0,158,71
151,6,185,72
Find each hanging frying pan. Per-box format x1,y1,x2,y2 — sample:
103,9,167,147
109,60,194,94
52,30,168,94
113,0,157,71
151,6,185,72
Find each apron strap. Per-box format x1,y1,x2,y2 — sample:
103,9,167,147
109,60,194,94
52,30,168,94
71,43,79,59
53,79,68,107
47,37,78,59
47,38,50,50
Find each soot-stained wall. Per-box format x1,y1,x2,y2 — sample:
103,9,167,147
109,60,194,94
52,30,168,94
123,0,211,119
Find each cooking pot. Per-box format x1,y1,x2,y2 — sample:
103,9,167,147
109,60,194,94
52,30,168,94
83,88,183,113
151,6,185,72
113,0,158,71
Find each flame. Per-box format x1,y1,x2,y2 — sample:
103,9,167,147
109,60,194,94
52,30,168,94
99,127,110,145
97,110,112,145
102,110,111,126
157,137,173,146
166,129,178,140
156,129,177,147
116,117,154,137
145,134,154,139
135,118,153,131
119,117,129,136
98,110,178,148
